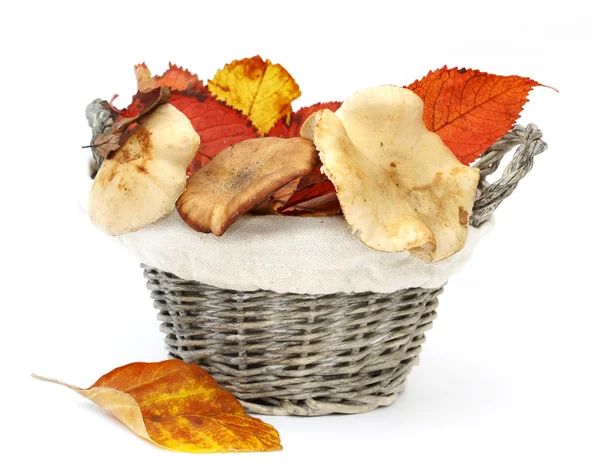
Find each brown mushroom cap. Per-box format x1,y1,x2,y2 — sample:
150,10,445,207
177,137,319,235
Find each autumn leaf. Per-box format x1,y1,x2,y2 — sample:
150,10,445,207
267,102,342,215
208,56,301,134
279,177,338,214
270,180,300,212
267,101,342,138
407,66,547,164
32,360,282,453
134,62,204,93
277,188,341,216
273,165,340,215
168,91,259,172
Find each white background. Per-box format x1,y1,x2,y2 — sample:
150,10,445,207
2,0,599,467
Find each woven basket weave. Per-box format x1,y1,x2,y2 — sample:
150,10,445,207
135,124,547,416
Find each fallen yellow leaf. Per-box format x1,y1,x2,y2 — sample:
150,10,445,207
32,360,282,453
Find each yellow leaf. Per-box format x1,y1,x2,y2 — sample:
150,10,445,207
32,361,282,453
208,56,301,134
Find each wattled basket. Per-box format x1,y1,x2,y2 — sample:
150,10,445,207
138,125,546,416
87,100,546,416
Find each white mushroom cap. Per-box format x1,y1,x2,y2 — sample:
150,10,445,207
88,104,200,236
301,86,480,262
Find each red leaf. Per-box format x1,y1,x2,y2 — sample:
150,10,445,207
275,163,340,215
279,194,341,216
407,66,547,164
280,181,339,215
267,102,342,215
267,101,342,138
168,91,260,172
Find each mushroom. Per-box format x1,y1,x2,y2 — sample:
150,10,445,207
300,85,480,262
88,104,200,236
177,137,318,235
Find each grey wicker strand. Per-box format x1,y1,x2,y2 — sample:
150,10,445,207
471,124,547,227
85,100,547,415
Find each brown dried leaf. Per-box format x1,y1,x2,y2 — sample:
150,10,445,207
91,87,170,159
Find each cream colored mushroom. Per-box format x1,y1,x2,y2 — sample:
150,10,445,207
300,85,480,262
88,104,200,236
177,137,318,235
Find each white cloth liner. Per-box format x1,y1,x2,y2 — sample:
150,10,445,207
81,175,492,294
116,210,493,294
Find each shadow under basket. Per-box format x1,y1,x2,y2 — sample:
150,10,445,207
142,124,547,416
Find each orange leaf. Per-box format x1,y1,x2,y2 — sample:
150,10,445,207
267,101,342,138
208,56,301,134
134,62,204,93
407,66,546,164
32,361,282,453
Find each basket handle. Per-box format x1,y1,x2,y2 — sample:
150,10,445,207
86,99,116,178
470,124,547,227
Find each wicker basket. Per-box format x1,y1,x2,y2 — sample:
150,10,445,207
138,124,546,416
